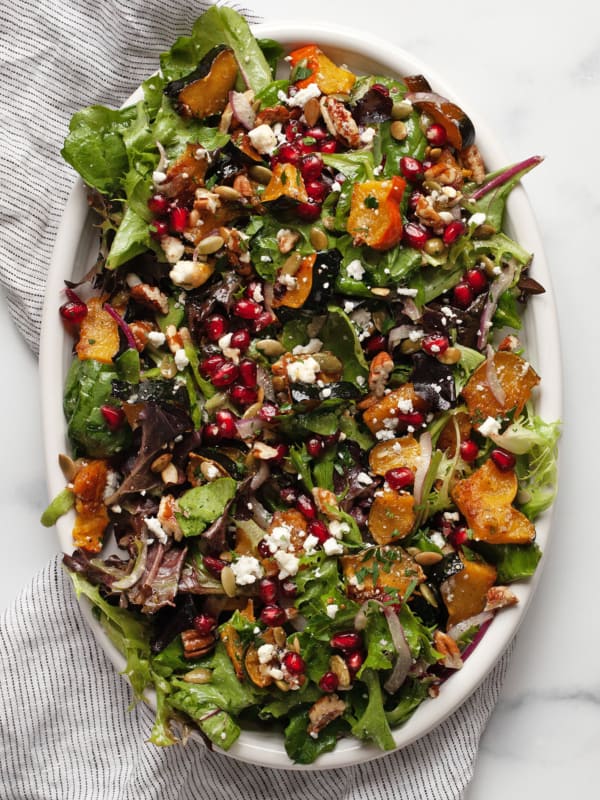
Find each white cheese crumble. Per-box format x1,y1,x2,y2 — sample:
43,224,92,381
346,259,365,280
264,524,293,553
478,416,502,437
230,555,264,586
174,349,189,371
144,516,168,545
147,331,166,347
218,332,233,351
287,83,321,108
161,236,185,264
469,211,487,228
326,604,339,619
152,170,167,184
278,273,298,289
396,287,419,297
330,180,342,192
430,531,446,549
275,550,300,579
292,338,323,355
323,537,344,556
303,534,320,555
204,464,220,481
248,124,278,155
356,472,373,486
125,273,142,288
328,520,350,540
286,356,321,384
360,127,376,144
257,643,277,664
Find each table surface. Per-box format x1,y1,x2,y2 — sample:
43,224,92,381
2,1,599,797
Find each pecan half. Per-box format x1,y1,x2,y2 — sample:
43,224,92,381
307,694,346,737
181,629,216,660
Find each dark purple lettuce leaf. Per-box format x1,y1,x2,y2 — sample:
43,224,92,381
352,86,393,124
139,545,188,614
411,352,456,411
150,594,199,654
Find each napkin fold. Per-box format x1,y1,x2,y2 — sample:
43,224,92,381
0,1,510,796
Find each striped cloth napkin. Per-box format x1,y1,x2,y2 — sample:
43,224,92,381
0,1,511,796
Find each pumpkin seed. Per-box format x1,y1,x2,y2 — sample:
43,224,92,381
400,339,422,355
273,626,287,647
220,565,237,598
183,667,213,684
474,223,496,239
329,655,351,689
415,550,444,566
313,352,343,374
309,226,328,251
420,583,439,608
391,100,412,120
161,462,179,485
390,120,408,141
281,251,303,276
371,287,391,297
438,346,461,365
423,179,442,193
58,453,78,482
249,164,273,184
151,453,172,473
196,234,225,255
424,237,446,257
214,185,242,201
479,255,498,277
256,338,285,357
275,679,290,692
160,355,177,379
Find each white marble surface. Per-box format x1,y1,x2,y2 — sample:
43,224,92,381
2,0,599,796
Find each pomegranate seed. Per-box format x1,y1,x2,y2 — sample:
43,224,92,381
200,354,226,378
295,201,322,222
216,409,237,439
239,359,258,388
285,120,305,141
205,314,228,342
59,301,88,325
147,193,169,215
449,526,469,548
258,403,279,422
211,361,239,387
404,222,429,249
202,423,221,443
203,556,227,576
257,538,272,559
308,519,329,543
400,156,424,181
422,334,449,356
270,443,289,462
371,83,390,97
230,328,251,351
280,487,298,506
276,142,301,165
465,268,488,294
279,579,297,598
193,614,217,635
233,298,262,321
299,139,320,155
258,578,278,604
452,282,473,309
282,651,306,675
150,219,169,240
296,494,317,520
396,411,425,428
426,123,448,147
459,439,479,462
260,604,287,627
305,126,328,141
306,437,324,458
100,405,124,431
322,432,339,448
252,310,277,333
364,334,387,356
230,384,258,407
491,449,516,472
346,649,365,673
384,467,414,491
319,139,338,154
170,206,188,233
330,632,362,652
300,153,323,182
443,220,466,245
305,180,328,203
319,672,339,693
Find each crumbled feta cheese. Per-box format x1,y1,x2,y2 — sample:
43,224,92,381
267,666,284,681
218,333,233,351
204,464,220,481
292,338,323,355
144,516,168,544
152,170,167,184
356,375,366,387
321,387,332,398
251,284,264,303
278,273,298,289
360,127,376,144
264,525,293,553
286,356,321,384
477,416,502,437
408,329,424,342
257,643,277,664
277,89,288,103
147,330,166,347
248,124,277,155
287,83,321,108
328,520,350,540
275,550,300,579
103,469,119,501
373,165,383,176
330,180,342,192
161,236,186,264
326,604,339,619
174,349,189,371
343,299,357,313
356,471,373,486
430,531,446,549
323,537,344,556
346,259,365,280
260,254,272,263
396,287,419,297
469,211,487,228
376,429,396,441
303,534,320,555
125,273,142,288
397,397,414,413
231,555,264,586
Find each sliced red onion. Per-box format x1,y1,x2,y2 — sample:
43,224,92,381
250,459,270,490
112,539,148,591
402,298,421,322
383,607,412,694
387,324,421,351
413,431,432,507
236,416,265,441
476,260,516,350
155,140,169,174
103,302,138,351
470,155,543,201
251,496,272,530
485,344,506,406
446,611,493,642
229,90,256,130
262,282,274,313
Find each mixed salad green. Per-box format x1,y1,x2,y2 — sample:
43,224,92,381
44,6,560,762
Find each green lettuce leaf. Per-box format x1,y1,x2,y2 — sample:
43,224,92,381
472,542,542,583
175,477,237,536
319,305,369,386
351,668,396,750
285,708,347,764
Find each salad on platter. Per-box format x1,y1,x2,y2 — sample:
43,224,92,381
42,6,560,763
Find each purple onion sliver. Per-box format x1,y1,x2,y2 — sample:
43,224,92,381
470,155,543,201
103,302,138,351
436,616,495,686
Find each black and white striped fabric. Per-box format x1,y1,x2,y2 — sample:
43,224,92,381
0,1,511,796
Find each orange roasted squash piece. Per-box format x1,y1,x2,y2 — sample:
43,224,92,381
272,254,316,309
261,163,308,203
451,459,536,545
76,297,120,364
368,435,422,476
347,177,406,251
220,599,255,680
71,459,110,553
362,383,428,435
368,489,416,545
462,351,540,422
440,555,497,628
288,44,356,95
342,546,425,602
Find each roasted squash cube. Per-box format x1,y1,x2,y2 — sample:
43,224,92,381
347,177,406,251
261,163,309,203
342,547,425,602
288,44,356,95
164,45,238,119
272,254,315,309
368,489,415,545
368,435,421,476
462,351,540,422
76,297,119,364
441,556,497,628
72,459,110,553
362,384,428,434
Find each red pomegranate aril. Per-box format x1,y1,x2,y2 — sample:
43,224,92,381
385,467,414,491
306,437,324,458
239,359,258,388
364,334,387,357
305,179,328,204
252,310,277,333
257,538,272,559
449,526,469,549
211,361,239,388
258,403,279,423
330,632,362,652
319,139,338,154
396,411,425,428
205,314,228,342
193,614,217,635
203,555,227,576
285,120,305,141
276,142,302,165
371,82,390,97
346,649,365,673
408,190,423,211
296,201,322,222
296,494,317,520
453,282,473,309
422,334,449,356
270,443,289,462
202,422,221,443
322,432,339,448
150,219,169,240
200,353,226,378
258,577,278,604
282,651,306,675
403,222,429,249
400,156,424,182
491,448,516,472
299,139,320,155
460,439,479,463
147,193,169,215
305,126,328,141
300,153,324,182
319,671,339,693
308,519,330,544
230,328,251,351
465,268,488,294
426,123,448,147
233,298,262,320
100,405,124,431
216,409,237,439
280,487,298,506
60,301,88,325
279,579,297,598
443,220,466,245
170,206,188,233
260,604,287,627
230,384,258,407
